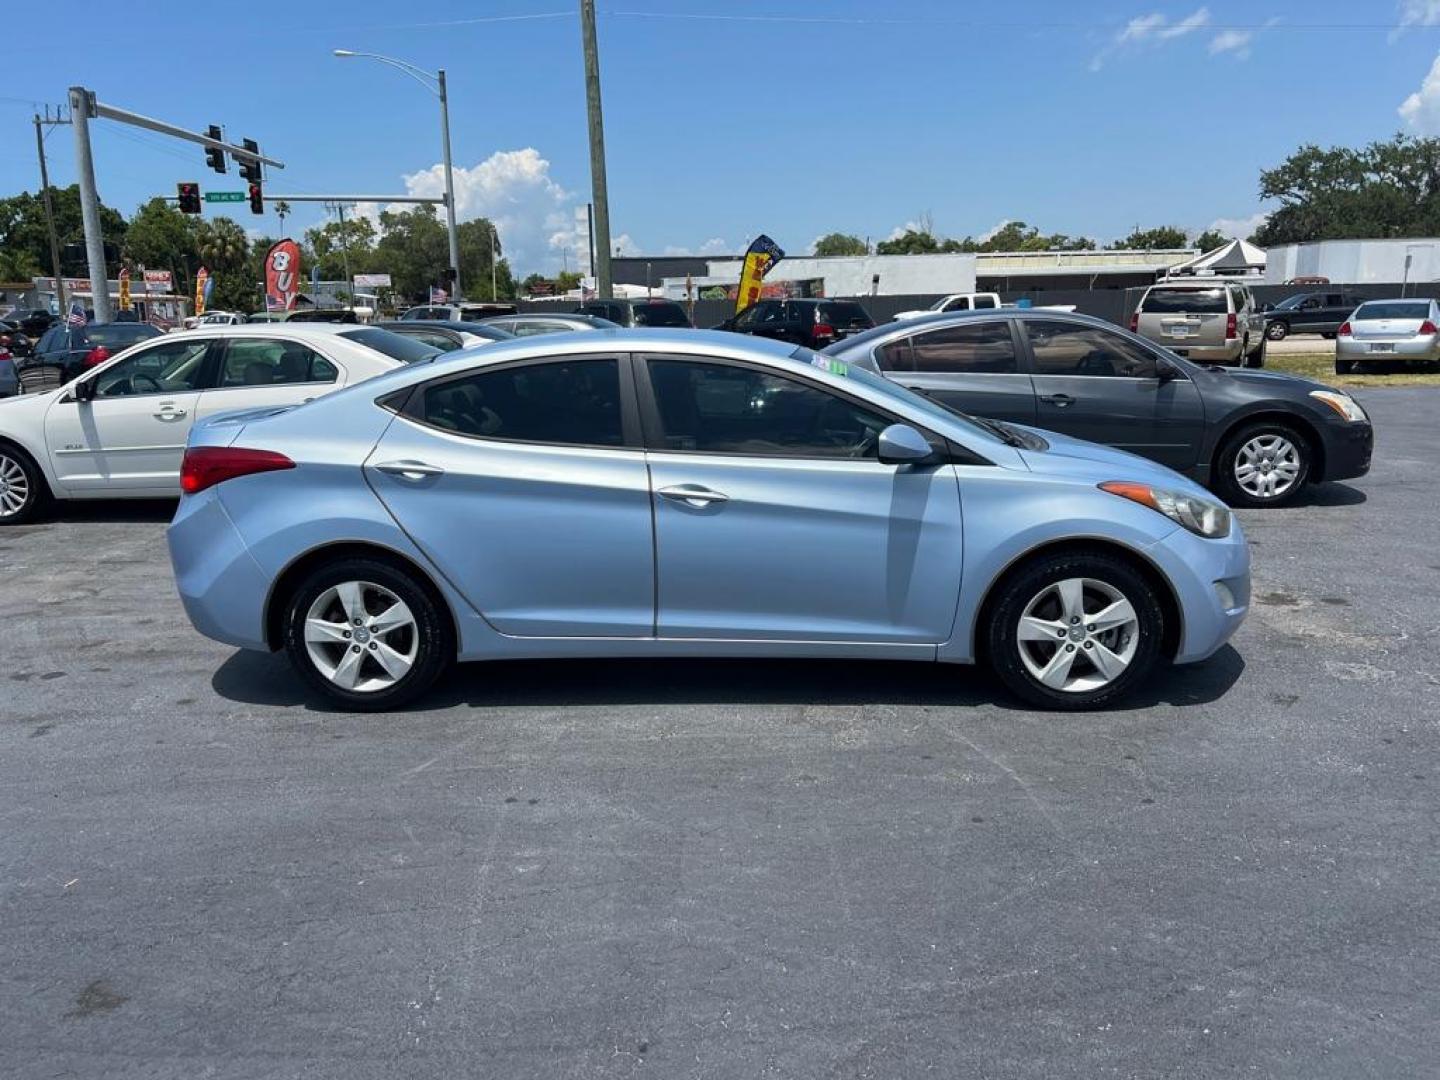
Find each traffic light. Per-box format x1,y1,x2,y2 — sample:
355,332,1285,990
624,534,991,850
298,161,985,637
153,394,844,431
204,125,225,173
248,182,264,215
177,182,202,214
238,138,262,183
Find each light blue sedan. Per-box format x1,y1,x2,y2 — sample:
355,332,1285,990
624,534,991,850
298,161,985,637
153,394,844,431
166,329,1250,711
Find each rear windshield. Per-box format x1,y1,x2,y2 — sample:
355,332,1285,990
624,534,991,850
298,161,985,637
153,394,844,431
632,302,690,327
1141,287,1227,314
818,302,874,327
85,324,161,347
338,328,443,364
1354,301,1430,320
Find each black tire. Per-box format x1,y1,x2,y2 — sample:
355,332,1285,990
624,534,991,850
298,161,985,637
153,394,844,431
1244,335,1266,368
1321,332,1336,340
1212,420,1311,509
1265,320,1289,341
1335,356,1355,375
282,556,453,711
986,550,1165,711
0,442,52,525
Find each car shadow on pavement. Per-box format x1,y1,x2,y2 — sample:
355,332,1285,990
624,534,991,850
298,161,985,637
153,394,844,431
49,500,178,524
210,645,1244,713
1284,482,1366,508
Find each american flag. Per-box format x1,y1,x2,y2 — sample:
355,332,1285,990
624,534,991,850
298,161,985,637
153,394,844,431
428,286,448,304
65,300,87,329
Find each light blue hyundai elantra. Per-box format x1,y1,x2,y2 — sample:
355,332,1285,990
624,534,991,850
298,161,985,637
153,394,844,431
166,329,1249,711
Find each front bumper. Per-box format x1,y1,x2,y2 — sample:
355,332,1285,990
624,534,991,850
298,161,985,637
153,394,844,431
1145,520,1251,665
1318,420,1373,482
166,487,272,651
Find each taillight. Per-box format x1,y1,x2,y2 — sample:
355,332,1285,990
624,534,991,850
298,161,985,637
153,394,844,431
1129,312,1139,333
813,322,836,340
1421,320,1438,336
1338,321,1352,337
180,446,295,495
1225,314,1237,340
82,346,110,368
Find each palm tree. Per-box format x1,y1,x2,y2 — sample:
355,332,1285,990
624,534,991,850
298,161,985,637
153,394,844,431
275,200,292,238
195,218,249,273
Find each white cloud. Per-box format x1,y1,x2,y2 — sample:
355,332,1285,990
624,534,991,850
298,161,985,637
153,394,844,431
1209,29,1252,56
658,237,731,257
1401,51,1440,133
1205,212,1268,240
1092,7,1210,69
886,220,925,240
978,219,1012,243
1395,1,1440,41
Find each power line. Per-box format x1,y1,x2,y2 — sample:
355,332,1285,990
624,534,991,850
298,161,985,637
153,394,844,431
606,10,1439,31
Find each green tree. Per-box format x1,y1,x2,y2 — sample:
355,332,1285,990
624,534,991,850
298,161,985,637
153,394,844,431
556,270,582,291
875,229,941,255
813,232,868,256
1110,225,1189,250
0,248,42,280
457,218,513,300
0,184,126,277
194,217,252,312
373,205,449,301
305,216,377,281
1252,134,1440,246
123,197,197,287
1193,229,1229,251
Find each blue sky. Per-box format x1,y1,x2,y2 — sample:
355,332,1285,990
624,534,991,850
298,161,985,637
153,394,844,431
6,0,1440,274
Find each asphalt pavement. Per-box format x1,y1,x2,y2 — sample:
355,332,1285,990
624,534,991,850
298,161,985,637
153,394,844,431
2,388,1437,1079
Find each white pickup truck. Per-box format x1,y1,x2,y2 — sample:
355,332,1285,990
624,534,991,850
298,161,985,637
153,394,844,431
892,292,1078,321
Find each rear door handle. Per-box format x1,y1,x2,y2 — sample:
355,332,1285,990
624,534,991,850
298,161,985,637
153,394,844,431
1039,393,1075,408
373,459,445,481
657,484,728,508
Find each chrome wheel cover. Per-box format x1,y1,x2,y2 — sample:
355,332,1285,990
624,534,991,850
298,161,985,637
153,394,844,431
304,580,419,693
1017,577,1140,693
0,453,30,518
1234,434,1301,500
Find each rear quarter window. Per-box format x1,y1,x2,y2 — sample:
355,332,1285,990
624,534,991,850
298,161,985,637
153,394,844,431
632,302,690,327
818,302,874,328
1141,288,1228,314
339,328,443,364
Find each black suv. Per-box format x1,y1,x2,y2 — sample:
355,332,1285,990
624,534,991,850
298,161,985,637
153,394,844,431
1263,290,1369,340
717,298,875,349
574,299,692,328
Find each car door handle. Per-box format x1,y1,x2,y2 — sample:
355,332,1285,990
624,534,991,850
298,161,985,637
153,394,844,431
657,484,729,508
373,459,445,480
153,403,187,419
1039,393,1075,408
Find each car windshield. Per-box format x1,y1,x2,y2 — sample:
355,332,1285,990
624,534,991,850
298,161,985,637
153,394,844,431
1273,294,1311,311
1355,301,1430,320
1141,288,1227,314
790,346,1001,442
338,328,443,364
818,302,872,327
85,324,160,347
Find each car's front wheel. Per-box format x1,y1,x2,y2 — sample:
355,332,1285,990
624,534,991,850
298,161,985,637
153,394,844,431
1213,421,1310,508
0,444,50,525
282,557,453,711
986,551,1164,711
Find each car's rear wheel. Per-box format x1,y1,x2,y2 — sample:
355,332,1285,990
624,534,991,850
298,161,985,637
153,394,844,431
1335,356,1355,374
282,557,452,711
0,444,50,525
986,552,1164,711
1266,320,1289,341
1214,421,1310,508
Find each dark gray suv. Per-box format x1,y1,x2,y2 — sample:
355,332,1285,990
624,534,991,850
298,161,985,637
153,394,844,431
823,310,1373,508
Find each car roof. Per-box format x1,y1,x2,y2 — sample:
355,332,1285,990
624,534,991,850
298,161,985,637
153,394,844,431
821,307,1139,355
426,327,797,370
158,323,383,341
579,298,684,308
380,319,515,335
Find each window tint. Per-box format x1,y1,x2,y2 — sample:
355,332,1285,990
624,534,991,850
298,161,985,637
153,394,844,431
1140,288,1227,314
876,337,913,372
219,339,336,387
87,324,161,348
419,358,623,446
732,303,768,330
512,320,568,337
398,328,463,351
818,301,874,328
1024,320,1158,378
972,295,998,309
941,297,971,312
94,339,211,397
647,359,890,458
339,328,442,364
1355,301,1431,320
632,302,690,327
909,322,1018,373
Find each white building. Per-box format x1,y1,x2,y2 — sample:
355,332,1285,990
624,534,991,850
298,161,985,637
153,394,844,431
1264,238,1440,285
667,253,977,300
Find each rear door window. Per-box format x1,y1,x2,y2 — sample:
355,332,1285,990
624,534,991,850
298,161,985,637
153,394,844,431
218,339,337,387
632,302,690,327
908,321,1020,373
1024,320,1158,378
818,301,874,328
972,295,998,309
415,358,624,447
1141,288,1227,314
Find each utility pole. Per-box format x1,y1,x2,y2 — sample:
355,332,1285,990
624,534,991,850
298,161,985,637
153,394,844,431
491,224,498,302
329,202,354,306
579,0,613,299
33,109,68,316
437,70,462,299
68,88,111,322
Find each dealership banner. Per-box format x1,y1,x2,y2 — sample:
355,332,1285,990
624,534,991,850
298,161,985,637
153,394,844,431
735,234,785,313
143,269,173,293
352,273,392,288
265,239,301,312
194,267,209,315
118,267,131,310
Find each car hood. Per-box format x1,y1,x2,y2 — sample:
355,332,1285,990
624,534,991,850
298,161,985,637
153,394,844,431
1189,363,1341,397
1012,424,1212,496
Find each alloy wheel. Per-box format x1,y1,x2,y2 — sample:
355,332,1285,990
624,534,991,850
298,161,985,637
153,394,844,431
0,452,30,519
1234,434,1301,500
303,580,419,693
1016,577,1140,693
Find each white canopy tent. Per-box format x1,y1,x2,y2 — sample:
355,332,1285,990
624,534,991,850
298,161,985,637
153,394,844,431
1164,238,1267,277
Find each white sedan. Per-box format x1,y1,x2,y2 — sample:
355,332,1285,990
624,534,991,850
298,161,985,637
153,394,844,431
0,324,438,523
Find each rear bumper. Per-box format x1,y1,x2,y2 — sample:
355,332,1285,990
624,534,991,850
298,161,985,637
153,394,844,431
1318,420,1373,482
1145,521,1251,665
1336,337,1440,362
166,488,271,651
1165,341,1244,363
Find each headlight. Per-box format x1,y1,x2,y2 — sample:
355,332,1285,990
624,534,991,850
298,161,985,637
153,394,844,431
1099,481,1232,538
1310,389,1367,422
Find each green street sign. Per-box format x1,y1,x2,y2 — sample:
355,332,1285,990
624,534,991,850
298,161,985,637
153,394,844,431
205,191,246,203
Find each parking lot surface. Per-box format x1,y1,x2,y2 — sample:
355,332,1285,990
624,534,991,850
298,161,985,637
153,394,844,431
2,388,1437,1079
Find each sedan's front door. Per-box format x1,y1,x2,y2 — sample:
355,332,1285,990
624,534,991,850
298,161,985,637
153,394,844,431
368,355,654,637
1021,319,1205,470
639,355,964,643
43,337,215,494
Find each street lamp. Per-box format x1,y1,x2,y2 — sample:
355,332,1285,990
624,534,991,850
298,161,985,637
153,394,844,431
333,48,462,299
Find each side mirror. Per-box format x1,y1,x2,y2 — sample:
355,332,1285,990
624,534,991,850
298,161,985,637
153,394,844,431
1261,302,1274,312
73,377,96,402
878,423,937,465
1156,360,1179,383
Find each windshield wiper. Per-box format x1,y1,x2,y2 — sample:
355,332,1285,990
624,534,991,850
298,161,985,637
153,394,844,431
909,387,1027,447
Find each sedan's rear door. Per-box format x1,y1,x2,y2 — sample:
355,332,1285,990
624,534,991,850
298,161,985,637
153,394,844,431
873,318,1038,426
194,336,344,421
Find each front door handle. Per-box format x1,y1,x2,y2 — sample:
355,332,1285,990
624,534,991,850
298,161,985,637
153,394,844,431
1039,393,1075,408
373,459,445,481
153,403,188,420
657,484,729,508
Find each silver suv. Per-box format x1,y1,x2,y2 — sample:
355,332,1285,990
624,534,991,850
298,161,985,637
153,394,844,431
1131,279,1265,367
